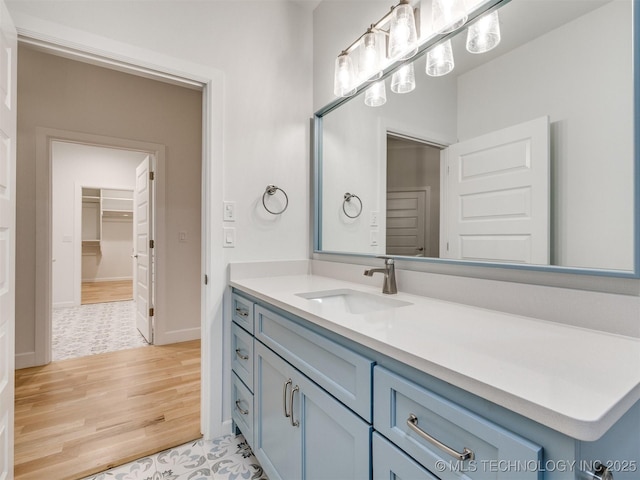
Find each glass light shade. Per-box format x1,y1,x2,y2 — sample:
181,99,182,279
466,10,501,54
359,31,384,82
365,80,387,107
426,39,455,77
333,52,357,97
388,2,418,61
432,0,468,34
391,63,415,94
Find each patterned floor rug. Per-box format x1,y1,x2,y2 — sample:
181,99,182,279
53,300,149,361
81,434,267,480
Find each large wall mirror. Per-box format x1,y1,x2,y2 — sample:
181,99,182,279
314,0,639,276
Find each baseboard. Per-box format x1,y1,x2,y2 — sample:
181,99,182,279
53,301,75,309
15,351,37,370
155,327,201,346
82,276,133,283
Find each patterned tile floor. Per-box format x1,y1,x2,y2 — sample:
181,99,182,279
81,434,267,480
53,300,149,361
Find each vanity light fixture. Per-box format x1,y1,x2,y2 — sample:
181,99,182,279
391,63,416,94
332,0,420,99
432,0,468,34
388,0,419,60
466,10,501,54
365,80,387,107
426,39,455,76
333,51,357,97
360,29,385,81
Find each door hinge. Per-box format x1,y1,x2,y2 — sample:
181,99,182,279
204,274,208,285
149,239,155,248
149,171,155,181
149,307,154,317
446,241,450,251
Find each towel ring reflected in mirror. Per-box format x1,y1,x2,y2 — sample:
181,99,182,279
263,184,289,215
343,193,363,219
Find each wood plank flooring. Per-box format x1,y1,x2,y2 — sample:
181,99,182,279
14,340,201,480
81,280,133,305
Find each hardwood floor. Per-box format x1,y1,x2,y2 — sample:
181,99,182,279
14,340,201,480
81,280,133,305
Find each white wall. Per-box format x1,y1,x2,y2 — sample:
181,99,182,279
7,1,312,265
7,0,313,438
51,142,144,307
457,1,633,271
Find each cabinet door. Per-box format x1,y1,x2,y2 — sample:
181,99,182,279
255,342,371,480
298,367,371,480
254,342,302,480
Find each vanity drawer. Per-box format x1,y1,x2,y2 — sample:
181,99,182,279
232,293,254,333
255,304,373,422
231,321,254,391
374,366,542,480
232,371,254,450
373,432,439,480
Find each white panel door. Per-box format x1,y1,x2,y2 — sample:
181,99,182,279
386,190,427,256
0,1,16,478
442,117,550,264
133,156,153,343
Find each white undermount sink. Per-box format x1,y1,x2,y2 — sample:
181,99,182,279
296,288,412,314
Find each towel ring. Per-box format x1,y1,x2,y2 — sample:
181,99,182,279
263,185,289,215
342,193,363,219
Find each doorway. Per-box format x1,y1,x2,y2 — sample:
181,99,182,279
13,41,210,477
51,141,152,361
386,134,443,258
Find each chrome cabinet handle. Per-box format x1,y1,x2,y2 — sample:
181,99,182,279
290,385,300,427
235,308,249,318
283,379,292,418
235,400,249,416
235,348,249,361
407,414,474,461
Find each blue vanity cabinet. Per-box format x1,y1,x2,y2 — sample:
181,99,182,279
232,292,254,333
230,293,256,450
254,341,372,480
373,432,440,480
231,322,253,390
374,366,542,480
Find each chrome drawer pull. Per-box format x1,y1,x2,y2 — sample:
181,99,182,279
235,400,249,416
283,379,292,418
290,385,300,427
235,308,249,318
235,348,249,361
407,413,475,461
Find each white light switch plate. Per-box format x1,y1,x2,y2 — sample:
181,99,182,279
223,201,236,221
223,227,236,248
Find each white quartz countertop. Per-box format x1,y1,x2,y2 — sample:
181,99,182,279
230,274,640,441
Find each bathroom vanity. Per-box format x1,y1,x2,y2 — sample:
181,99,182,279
229,272,640,480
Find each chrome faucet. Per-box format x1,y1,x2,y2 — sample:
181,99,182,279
364,257,397,294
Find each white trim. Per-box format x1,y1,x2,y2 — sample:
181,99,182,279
157,327,201,346
36,129,167,364
81,277,134,283
14,352,36,370
15,14,225,440
52,301,75,309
